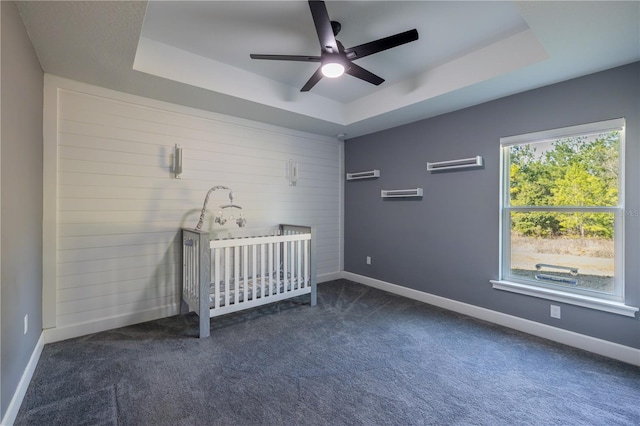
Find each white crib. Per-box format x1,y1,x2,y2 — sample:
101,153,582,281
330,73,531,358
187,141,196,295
181,224,317,338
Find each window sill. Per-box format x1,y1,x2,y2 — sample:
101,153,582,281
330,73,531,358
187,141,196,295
490,280,639,317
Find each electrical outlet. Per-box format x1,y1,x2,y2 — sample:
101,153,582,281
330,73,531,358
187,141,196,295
24,314,29,334
366,256,372,265
550,305,561,319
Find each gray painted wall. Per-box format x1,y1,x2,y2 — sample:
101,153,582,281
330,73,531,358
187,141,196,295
1,0,43,416
345,62,640,349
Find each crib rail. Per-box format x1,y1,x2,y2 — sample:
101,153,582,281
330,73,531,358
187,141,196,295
182,225,316,338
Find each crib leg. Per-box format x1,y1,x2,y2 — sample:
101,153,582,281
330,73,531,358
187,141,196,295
198,231,211,338
310,226,317,307
199,313,210,339
198,276,211,338
198,287,210,338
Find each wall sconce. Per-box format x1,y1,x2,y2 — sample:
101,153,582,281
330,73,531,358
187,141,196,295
287,159,298,186
173,144,183,179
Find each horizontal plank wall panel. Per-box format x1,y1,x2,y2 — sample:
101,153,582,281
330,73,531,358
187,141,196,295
57,286,178,316
44,75,342,340
57,277,178,303
58,249,180,276
57,265,178,290
57,296,178,328
58,242,176,263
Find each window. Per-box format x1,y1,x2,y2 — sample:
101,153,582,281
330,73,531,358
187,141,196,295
494,118,637,315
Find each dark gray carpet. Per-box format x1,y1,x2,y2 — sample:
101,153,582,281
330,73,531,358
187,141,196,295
15,280,640,425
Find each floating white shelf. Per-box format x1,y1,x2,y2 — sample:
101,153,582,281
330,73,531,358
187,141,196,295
381,188,423,198
346,170,380,180
427,156,483,171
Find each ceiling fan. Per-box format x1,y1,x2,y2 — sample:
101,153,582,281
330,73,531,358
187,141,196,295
250,1,419,92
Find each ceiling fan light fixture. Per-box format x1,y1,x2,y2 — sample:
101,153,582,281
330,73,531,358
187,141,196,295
321,62,345,78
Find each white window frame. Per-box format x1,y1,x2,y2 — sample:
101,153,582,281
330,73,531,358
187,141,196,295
491,118,638,317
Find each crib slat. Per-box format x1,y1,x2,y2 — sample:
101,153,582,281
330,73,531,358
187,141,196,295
242,245,248,302
292,240,298,290
310,226,317,306
297,239,302,289
189,239,195,299
214,248,221,310
224,247,231,307
291,240,295,290
293,240,297,289
260,243,266,298
288,240,293,290
304,239,309,288
234,246,240,305
252,244,257,302
189,240,194,297
268,243,274,297
276,241,281,294
283,240,288,294
288,240,294,291
183,238,190,300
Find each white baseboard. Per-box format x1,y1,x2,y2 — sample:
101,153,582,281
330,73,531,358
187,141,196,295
44,303,179,344
1,333,44,426
318,271,343,283
342,272,640,367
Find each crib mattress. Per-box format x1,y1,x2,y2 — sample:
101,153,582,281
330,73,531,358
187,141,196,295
208,278,306,308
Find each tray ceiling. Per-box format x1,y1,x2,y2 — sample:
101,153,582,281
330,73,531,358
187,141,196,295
17,1,640,139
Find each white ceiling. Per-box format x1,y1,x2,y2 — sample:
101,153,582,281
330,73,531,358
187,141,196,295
16,1,640,139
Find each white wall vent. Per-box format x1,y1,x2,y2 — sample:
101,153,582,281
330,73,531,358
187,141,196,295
427,156,483,171
346,170,380,180
381,188,423,198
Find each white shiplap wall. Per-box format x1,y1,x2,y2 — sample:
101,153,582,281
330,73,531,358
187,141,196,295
43,76,342,341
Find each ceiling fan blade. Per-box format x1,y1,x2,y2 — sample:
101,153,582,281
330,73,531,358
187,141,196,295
301,67,324,92
250,54,321,62
344,29,418,60
308,1,339,54
345,62,384,86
